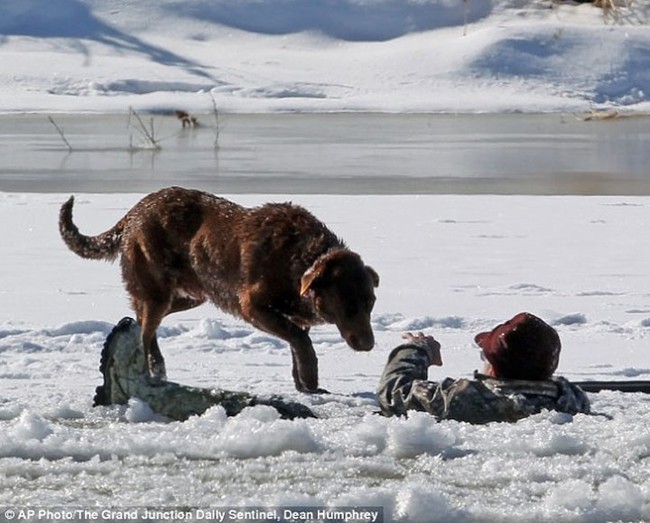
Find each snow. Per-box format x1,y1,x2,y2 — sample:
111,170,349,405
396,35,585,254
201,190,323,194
2,1,650,522
1,0,649,114
3,193,650,521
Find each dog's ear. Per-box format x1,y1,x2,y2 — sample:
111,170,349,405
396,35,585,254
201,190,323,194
300,252,337,296
300,264,324,296
366,266,379,288
301,259,379,295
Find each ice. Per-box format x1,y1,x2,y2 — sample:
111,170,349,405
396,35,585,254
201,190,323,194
1,0,650,520
2,194,650,519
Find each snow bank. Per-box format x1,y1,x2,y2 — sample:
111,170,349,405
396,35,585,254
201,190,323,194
0,0,648,113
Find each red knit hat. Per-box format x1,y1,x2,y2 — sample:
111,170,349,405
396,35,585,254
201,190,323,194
474,312,560,380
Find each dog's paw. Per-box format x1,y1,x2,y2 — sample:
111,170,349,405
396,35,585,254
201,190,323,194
146,363,167,386
147,358,167,384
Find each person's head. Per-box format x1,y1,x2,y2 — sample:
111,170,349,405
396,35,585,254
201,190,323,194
474,312,560,380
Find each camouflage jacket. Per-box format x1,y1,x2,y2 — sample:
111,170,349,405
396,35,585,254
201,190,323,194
377,342,590,424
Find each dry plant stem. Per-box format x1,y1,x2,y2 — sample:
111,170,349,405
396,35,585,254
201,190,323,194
128,107,161,150
47,116,73,151
210,93,220,150
596,0,632,23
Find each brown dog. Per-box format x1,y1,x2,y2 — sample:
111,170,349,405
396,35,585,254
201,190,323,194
59,187,379,392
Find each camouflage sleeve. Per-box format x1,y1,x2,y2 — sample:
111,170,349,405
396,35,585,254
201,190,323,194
376,343,449,417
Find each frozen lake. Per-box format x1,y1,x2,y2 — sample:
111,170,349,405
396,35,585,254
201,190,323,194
3,114,650,522
1,112,649,195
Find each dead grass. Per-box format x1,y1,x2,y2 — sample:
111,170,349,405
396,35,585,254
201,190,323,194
594,0,639,23
127,107,162,151
563,0,641,24
576,109,650,121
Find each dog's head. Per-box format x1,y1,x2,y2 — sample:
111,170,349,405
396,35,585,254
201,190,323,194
300,249,379,352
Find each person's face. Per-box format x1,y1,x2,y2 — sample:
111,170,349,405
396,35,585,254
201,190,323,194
479,347,495,376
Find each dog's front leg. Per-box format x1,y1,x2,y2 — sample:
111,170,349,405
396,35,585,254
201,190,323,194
241,301,322,392
288,330,323,393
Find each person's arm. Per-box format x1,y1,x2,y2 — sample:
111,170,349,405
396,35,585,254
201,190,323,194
376,333,446,417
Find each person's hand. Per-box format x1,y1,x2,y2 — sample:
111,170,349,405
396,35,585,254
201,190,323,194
402,332,443,366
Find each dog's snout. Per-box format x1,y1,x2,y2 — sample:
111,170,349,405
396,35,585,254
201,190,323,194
347,332,375,352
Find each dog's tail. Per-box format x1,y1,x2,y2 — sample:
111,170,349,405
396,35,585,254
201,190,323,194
59,196,124,261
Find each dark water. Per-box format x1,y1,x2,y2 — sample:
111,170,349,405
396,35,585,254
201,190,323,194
1,112,649,194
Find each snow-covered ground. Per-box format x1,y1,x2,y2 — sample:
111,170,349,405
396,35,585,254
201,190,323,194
2,193,650,522
2,1,650,522
1,0,649,114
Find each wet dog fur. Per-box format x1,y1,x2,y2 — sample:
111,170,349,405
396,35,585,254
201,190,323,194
59,187,379,392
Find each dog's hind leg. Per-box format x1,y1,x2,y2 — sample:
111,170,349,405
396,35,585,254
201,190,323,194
131,296,202,383
124,242,177,383
138,302,168,382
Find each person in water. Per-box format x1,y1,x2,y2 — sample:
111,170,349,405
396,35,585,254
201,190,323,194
94,317,315,421
377,312,590,424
